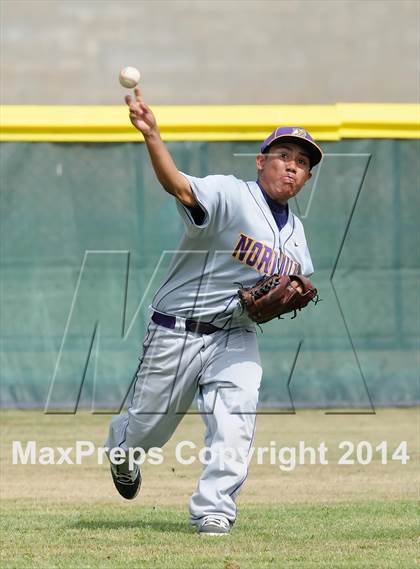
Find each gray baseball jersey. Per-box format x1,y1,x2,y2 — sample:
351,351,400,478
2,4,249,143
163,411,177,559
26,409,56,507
152,173,314,327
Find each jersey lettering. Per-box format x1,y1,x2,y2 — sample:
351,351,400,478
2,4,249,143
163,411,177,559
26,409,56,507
256,245,273,273
232,233,254,261
246,241,263,267
232,233,301,276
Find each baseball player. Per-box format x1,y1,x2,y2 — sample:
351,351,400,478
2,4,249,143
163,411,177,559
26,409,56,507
106,88,322,536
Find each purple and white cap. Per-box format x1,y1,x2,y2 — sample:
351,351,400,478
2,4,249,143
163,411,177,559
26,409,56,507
260,126,323,168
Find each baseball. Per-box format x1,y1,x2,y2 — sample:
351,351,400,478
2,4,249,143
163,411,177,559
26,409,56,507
119,66,141,89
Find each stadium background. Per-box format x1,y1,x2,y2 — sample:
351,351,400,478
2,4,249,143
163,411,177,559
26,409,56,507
1,0,419,411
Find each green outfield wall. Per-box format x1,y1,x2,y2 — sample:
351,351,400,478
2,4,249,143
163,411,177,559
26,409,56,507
1,131,419,410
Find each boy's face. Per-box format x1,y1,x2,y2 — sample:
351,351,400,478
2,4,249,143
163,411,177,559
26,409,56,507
256,142,312,204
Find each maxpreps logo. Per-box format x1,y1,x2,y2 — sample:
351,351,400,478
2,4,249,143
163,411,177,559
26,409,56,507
232,233,301,275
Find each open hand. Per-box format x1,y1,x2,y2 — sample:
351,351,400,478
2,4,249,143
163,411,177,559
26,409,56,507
125,87,157,137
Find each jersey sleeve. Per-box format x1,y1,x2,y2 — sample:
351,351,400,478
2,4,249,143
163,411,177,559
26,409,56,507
293,216,314,276
175,173,237,235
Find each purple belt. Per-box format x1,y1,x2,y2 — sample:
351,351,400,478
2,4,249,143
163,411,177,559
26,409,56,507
151,311,222,335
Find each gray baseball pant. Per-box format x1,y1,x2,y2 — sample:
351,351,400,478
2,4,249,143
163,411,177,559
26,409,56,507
105,318,262,525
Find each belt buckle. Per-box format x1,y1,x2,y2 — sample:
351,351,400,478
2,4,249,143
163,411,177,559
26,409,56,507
186,319,220,335
186,318,202,334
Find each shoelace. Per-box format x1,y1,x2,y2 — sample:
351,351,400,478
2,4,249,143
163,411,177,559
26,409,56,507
114,467,137,485
201,515,230,529
116,472,133,484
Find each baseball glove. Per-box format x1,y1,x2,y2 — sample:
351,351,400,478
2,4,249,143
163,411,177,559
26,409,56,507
238,274,318,324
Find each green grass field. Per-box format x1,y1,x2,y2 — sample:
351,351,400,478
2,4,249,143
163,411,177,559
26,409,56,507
0,408,419,568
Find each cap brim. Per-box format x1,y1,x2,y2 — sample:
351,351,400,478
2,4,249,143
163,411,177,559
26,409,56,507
263,134,323,168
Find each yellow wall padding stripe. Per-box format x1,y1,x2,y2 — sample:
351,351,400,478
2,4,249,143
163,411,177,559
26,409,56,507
0,104,419,142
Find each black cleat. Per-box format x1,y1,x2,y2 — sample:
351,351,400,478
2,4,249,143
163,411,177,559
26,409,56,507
110,464,141,500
